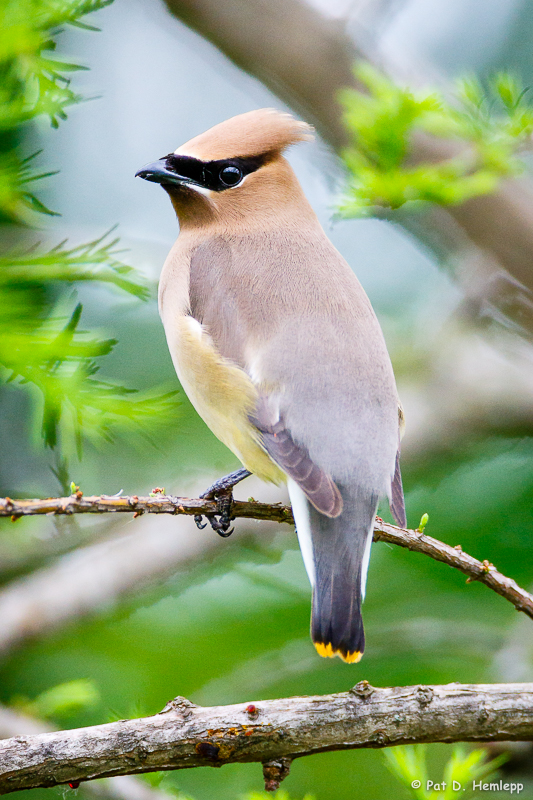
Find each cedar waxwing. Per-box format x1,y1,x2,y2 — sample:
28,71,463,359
136,109,406,664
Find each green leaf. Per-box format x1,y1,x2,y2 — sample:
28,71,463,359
22,191,61,215
0,230,150,300
417,513,429,532
0,0,181,463
338,65,533,216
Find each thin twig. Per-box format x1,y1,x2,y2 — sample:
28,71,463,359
1,683,532,794
373,522,533,621
0,479,286,657
2,494,532,621
0,494,294,524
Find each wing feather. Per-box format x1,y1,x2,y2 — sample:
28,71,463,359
250,400,343,518
390,448,406,528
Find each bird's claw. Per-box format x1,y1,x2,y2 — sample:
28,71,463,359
195,468,251,537
197,492,235,537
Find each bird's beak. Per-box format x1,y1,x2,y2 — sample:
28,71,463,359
135,158,189,187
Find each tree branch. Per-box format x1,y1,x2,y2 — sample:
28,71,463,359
1,683,532,794
0,706,177,800
2,494,532,622
0,493,294,525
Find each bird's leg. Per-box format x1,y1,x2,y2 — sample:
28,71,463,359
194,468,252,537
200,468,252,500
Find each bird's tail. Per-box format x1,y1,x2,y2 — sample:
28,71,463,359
290,480,378,664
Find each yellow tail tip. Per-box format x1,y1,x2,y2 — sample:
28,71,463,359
314,642,362,663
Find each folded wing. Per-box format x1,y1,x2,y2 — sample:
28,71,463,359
250,398,343,518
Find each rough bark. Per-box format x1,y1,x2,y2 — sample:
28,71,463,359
1,683,532,794
0,707,175,800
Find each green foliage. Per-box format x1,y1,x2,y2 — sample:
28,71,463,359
338,64,533,215
384,744,507,799
0,230,150,299
12,678,99,719
0,0,114,221
0,0,179,473
0,231,177,457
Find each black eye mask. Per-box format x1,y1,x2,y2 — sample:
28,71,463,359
163,153,269,192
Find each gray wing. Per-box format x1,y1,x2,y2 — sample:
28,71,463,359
189,232,400,499
250,397,343,518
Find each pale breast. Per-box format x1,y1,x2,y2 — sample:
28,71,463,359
159,242,284,486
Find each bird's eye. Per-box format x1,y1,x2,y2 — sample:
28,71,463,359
219,165,242,187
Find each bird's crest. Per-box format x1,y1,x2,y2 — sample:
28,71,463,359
175,109,314,162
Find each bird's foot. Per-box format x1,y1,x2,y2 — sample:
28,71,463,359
194,468,252,538
195,491,235,537
208,492,235,537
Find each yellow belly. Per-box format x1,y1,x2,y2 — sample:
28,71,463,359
166,315,285,485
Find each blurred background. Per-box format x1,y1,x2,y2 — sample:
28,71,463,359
1,0,533,798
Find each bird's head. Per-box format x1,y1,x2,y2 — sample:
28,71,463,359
135,109,314,227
